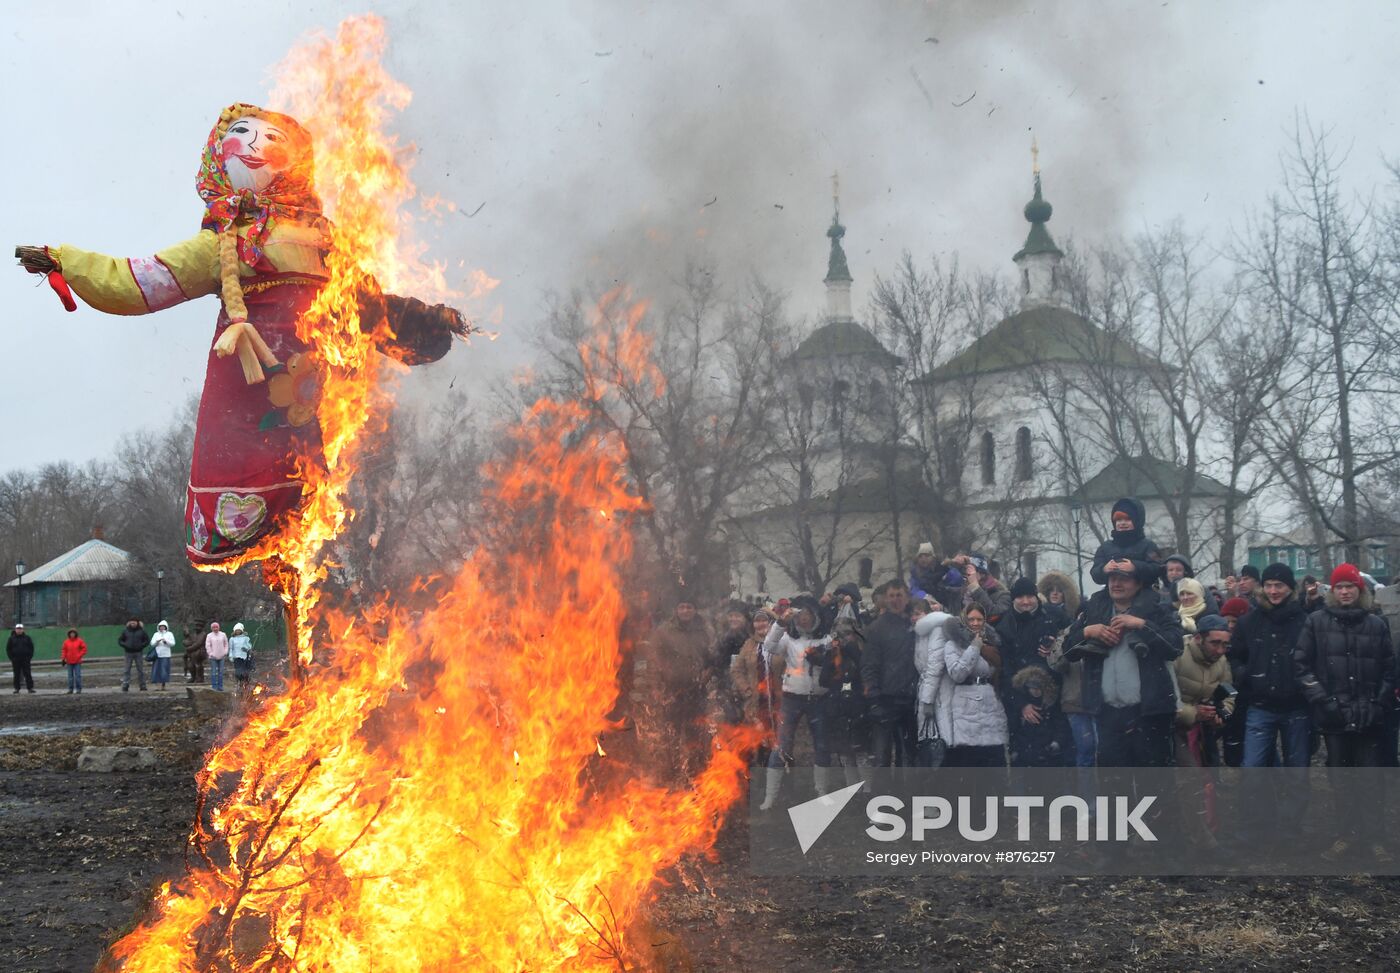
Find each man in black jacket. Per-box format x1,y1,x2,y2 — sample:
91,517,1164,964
860,579,917,767
1064,565,1184,767
998,577,1071,767
1294,563,1396,861
1230,563,1311,769
118,617,149,692
7,623,35,694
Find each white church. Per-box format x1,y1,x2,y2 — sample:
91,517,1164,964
726,160,1236,599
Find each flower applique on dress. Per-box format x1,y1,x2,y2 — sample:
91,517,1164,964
261,352,322,429
189,502,212,553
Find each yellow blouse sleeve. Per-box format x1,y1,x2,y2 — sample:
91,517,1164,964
53,231,220,315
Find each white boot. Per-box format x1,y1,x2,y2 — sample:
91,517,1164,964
758,767,784,811
813,764,835,797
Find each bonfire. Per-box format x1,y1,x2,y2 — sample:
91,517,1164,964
99,16,753,972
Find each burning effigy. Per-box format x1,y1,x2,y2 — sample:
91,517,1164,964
17,103,466,568
16,15,752,971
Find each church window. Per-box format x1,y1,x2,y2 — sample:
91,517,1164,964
756,563,768,593
829,378,849,426
1015,426,1033,481
981,431,996,485
858,557,873,588
869,379,888,416
1021,268,1030,295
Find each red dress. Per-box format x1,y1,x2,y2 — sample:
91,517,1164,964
185,275,324,564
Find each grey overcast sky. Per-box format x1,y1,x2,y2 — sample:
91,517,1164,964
4,1,1397,466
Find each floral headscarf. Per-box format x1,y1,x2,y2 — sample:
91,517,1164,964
196,103,323,271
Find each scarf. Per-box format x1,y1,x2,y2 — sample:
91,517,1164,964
1176,577,1207,633
196,103,323,326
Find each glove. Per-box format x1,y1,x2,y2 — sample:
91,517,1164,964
867,702,894,724
1360,701,1386,731
1320,696,1346,730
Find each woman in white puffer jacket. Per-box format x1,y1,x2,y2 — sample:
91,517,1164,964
939,604,1008,767
914,607,954,750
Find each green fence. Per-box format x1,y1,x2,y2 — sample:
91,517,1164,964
17,619,285,662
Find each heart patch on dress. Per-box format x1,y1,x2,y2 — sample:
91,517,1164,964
215,492,269,543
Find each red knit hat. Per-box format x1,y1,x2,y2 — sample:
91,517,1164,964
1330,563,1364,589
1220,597,1251,618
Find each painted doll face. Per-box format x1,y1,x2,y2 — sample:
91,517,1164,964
221,116,300,192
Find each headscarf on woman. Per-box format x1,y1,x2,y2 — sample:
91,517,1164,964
1175,577,1207,634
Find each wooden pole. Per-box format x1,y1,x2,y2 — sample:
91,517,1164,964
263,558,302,686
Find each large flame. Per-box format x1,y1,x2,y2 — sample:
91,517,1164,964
103,16,752,972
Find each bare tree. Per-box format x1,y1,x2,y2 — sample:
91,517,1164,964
1205,293,1293,574
338,392,487,592
107,400,279,629
1020,233,1238,572
727,326,894,596
0,460,119,590
532,267,787,602
1237,117,1400,565
869,252,1008,559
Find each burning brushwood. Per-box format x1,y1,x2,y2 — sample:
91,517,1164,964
64,16,758,972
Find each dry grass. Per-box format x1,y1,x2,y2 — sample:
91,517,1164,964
1149,919,1292,958
0,716,207,771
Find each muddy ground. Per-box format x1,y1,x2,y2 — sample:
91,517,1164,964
3,680,1399,972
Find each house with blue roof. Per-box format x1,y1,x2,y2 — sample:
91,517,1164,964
4,533,139,628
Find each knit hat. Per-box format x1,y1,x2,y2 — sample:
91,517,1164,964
1196,614,1230,635
916,542,935,557
232,622,246,634
943,567,965,588
1330,563,1364,589
967,553,990,574
1240,565,1262,582
1010,577,1038,600
12,623,22,630
1260,563,1297,590
1110,498,1146,542
1220,597,1250,618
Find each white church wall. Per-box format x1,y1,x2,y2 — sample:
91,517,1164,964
726,510,904,598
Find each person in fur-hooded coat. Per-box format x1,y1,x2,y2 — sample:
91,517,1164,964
914,608,954,744
1008,666,1073,767
1038,571,1080,630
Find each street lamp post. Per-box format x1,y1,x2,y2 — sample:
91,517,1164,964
1069,503,1084,596
156,568,165,622
13,559,25,627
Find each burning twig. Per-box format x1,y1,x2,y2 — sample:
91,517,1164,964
195,758,321,962
556,886,630,972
